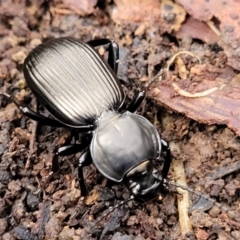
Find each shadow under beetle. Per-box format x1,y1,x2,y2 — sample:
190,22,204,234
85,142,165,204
1,37,172,202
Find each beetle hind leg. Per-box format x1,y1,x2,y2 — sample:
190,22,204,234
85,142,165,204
87,39,119,73
0,91,67,127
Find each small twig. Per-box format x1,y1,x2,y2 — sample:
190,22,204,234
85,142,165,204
166,51,201,74
37,201,51,239
206,20,221,36
50,7,74,15
172,82,226,98
170,141,193,237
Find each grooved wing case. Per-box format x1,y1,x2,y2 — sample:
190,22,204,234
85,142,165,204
23,38,124,126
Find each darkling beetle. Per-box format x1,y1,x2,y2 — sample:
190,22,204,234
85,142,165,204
1,37,172,202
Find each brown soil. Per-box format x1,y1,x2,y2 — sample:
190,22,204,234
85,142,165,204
0,1,240,240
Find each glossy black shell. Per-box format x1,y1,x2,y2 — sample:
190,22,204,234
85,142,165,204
91,111,162,182
23,37,124,126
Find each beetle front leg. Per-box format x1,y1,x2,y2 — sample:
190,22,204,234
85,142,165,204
78,150,92,196
87,39,119,73
160,139,172,179
126,89,146,113
125,71,164,113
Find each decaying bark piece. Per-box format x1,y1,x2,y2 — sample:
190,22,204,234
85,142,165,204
149,65,240,136
176,0,240,71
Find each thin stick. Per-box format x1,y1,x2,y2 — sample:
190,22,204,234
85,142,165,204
171,158,193,237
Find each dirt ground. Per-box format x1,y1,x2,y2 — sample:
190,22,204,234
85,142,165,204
0,1,240,240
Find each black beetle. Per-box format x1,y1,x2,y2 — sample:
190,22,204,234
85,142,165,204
0,37,171,202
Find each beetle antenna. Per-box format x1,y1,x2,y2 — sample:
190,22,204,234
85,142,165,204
145,69,163,88
87,195,135,232
0,91,22,108
162,179,231,213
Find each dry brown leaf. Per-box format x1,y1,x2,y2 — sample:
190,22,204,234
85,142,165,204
85,188,99,205
175,17,219,44
0,103,19,123
160,0,186,31
61,0,97,15
176,0,240,71
112,0,186,33
111,0,161,23
195,228,209,240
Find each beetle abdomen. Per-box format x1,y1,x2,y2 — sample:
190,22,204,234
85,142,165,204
23,38,124,126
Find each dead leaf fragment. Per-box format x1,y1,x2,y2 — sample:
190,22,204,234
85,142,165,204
134,24,146,36
58,226,75,240
112,0,161,23
176,0,240,71
0,103,19,123
85,188,99,206
160,0,186,31
195,228,209,240
175,17,219,44
56,0,97,15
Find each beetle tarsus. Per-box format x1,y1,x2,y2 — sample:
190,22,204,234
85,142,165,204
52,154,60,172
107,40,119,73
160,139,172,179
78,150,92,196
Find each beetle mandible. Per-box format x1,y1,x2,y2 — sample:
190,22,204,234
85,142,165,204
1,37,171,202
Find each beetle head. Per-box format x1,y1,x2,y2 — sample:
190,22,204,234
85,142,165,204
124,160,163,201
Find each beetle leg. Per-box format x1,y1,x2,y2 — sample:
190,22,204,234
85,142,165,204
0,92,95,130
0,91,66,127
52,139,91,171
78,150,92,196
126,89,146,113
125,71,164,113
107,40,119,73
160,139,172,179
22,108,95,130
87,39,119,73
52,144,87,171
20,107,68,127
